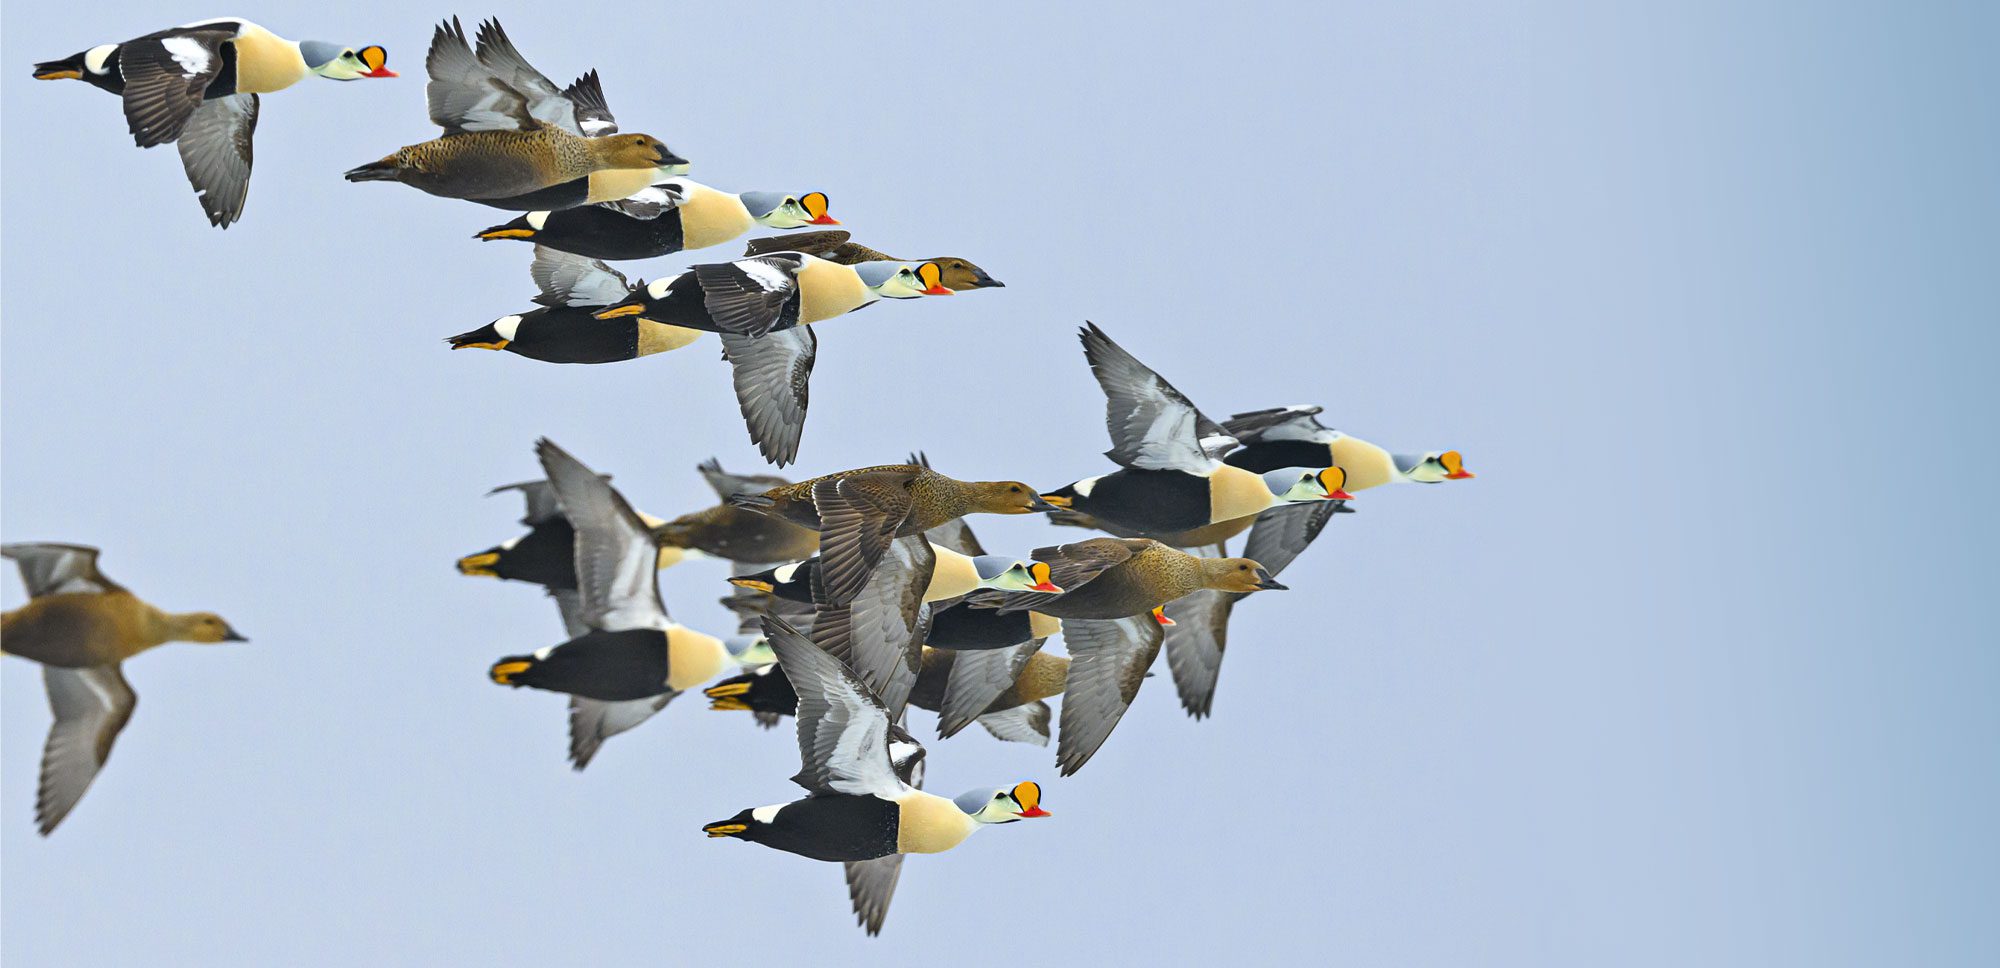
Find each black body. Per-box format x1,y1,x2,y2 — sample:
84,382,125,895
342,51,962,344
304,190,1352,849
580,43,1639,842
482,206,687,261
448,307,647,364
733,562,817,604
472,176,597,213
1224,440,1337,474
706,667,799,716
464,520,577,588
36,31,241,97
707,795,900,862
1044,468,1213,534
927,602,1039,651
493,628,669,701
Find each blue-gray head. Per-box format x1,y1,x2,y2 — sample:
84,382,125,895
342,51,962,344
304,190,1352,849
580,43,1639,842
971,555,1064,593
953,782,1051,823
737,190,840,228
1260,466,1355,502
301,41,397,80
853,260,955,298
1393,450,1475,483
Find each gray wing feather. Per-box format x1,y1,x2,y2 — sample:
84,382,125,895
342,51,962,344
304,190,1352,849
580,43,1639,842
764,617,908,798
425,18,536,133
977,701,1052,746
487,478,573,527
530,246,632,308
1055,616,1163,775
1079,322,1229,472
600,183,684,220
535,439,669,632
1222,405,1332,444
567,693,674,770
1240,502,1344,577
471,19,580,134
697,458,791,502
36,665,137,836
843,856,905,936
810,536,934,719
696,257,803,337
719,328,817,467
175,92,256,227
2,544,121,597
118,30,229,147
937,640,1043,738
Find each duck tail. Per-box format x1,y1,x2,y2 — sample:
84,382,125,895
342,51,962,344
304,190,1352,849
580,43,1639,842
342,159,402,183
32,53,91,81
489,653,539,687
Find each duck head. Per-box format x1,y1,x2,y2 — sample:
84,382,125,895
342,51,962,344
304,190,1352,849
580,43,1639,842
724,634,776,669
920,257,1004,291
169,611,249,644
740,190,840,228
972,556,1064,593
1397,450,1476,483
955,781,1051,822
854,261,955,298
726,560,805,595
594,134,688,172
1261,466,1356,503
302,42,398,80
1201,557,1289,594
965,481,1061,515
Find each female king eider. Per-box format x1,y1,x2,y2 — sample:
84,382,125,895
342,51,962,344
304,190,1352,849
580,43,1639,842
34,18,396,226
1038,323,1353,537
704,617,1048,935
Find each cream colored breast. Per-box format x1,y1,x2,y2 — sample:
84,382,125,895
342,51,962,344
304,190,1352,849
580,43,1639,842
894,791,978,854
1328,435,1397,491
637,320,703,357
1207,464,1279,522
1027,612,1064,642
229,26,308,94
923,546,981,602
796,259,871,323
665,625,728,691
678,186,756,250
585,168,667,204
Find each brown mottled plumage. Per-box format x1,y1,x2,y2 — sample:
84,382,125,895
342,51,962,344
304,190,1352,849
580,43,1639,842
652,505,819,564
743,231,1004,291
346,127,671,200
990,538,1283,620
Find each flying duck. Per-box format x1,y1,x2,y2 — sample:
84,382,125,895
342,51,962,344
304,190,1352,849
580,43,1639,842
703,617,1048,935
344,19,682,202
1039,323,1353,537
727,546,1060,606
1,544,246,834
981,537,1285,626
743,231,1005,291
456,473,692,588
1222,405,1475,489
731,462,1055,607
485,441,730,768
648,459,822,565
590,254,962,465
446,247,704,363
476,180,840,261
1159,500,1347,720
34,18,396,226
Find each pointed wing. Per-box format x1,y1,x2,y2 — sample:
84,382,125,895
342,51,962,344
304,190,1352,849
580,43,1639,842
2,544,123,597
977,701,1052,746
843,856,905,936
561,69,617,135
118,28,230,147
1240,501,1345,577
488,477,579,527
1055,616,1163,776
764,617,909,798
567,694,674,770
695,256,804,337
809,473,917,607
720,328,817,467
472,19,581,133
697,458,791,502
744,230,854,259
425,18,537,133
36,665,137,835
937,639,1043,738
1079,322,1232,471
175,92,257,227
811,536,934,719
536,439,669,632
1222,405,1332,444
530,246,632,308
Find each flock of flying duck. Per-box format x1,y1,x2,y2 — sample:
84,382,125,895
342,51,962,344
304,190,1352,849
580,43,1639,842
6,16,1475,936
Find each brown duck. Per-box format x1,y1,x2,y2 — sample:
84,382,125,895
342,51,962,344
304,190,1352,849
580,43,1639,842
984,537,1285,624
730,462,1055,607
1,543,245,835
652,458,820,565
744,230,1004,291
343,19,682,201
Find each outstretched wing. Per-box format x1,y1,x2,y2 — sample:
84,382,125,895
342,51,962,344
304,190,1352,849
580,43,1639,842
1080,321,1233,471
695,256,804,337
1055,616,1163,775
36,665,137,836
764,617,909,798
810,535,934,719
809,473,917,608
118,27,231,147
536,439,669,632
425,18,537,133
530,246,632,308
175,92,257,227
696,458,791,503
937,639,1043,738
2,544,123,597
567,694,674,770
720,328,817,468
1222,405,1332,444
472,19,581,133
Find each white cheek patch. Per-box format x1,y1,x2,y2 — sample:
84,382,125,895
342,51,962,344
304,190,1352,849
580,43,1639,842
493,315,523,340
751,804,785,824
85,45,119,74
160,37,211,75
525,212,551,230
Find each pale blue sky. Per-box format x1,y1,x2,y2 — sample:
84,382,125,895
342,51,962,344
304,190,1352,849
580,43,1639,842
4,2,1996,965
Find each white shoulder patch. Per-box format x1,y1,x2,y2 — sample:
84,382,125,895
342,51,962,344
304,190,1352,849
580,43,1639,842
737,260,793,293
159,37,211,75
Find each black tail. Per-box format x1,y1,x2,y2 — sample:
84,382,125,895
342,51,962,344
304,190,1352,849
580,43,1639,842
32,54,86,80
343,160,402,183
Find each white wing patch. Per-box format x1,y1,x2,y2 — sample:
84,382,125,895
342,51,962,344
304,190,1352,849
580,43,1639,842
160,37,211,75
738,260,793,293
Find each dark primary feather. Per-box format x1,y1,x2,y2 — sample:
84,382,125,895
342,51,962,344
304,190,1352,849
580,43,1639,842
808,474,916,607
720,328,817,467
1079,321,1230,472
809,536,934,718
696,258,803,337
1056,616,1163,775
118,30,230,147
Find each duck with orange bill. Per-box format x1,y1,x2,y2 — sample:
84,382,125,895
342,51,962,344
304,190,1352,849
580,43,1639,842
476,181,840,261
1220,404,1475,488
